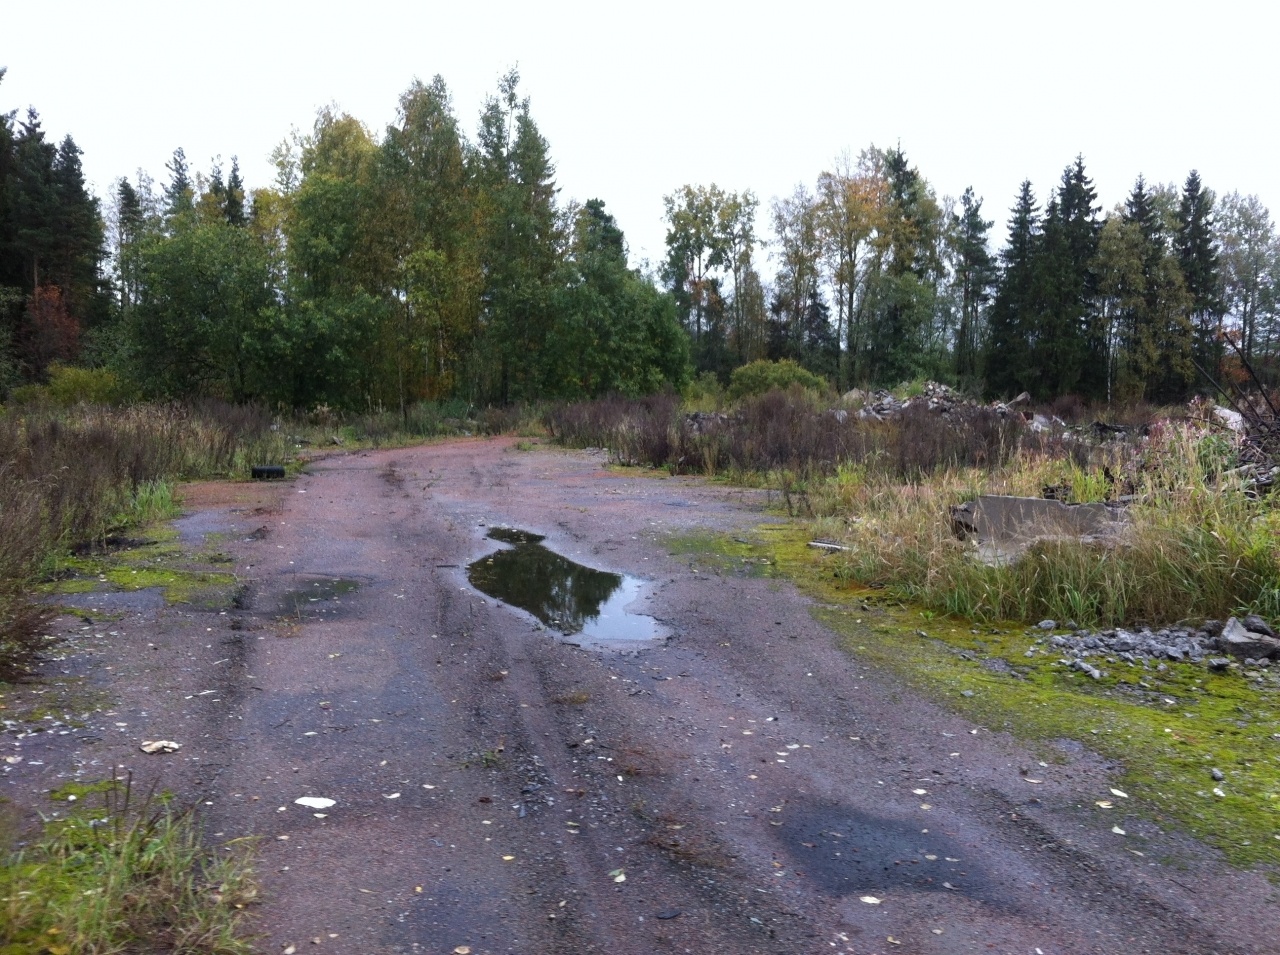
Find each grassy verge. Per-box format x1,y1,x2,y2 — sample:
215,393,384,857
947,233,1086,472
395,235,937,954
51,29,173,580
667,523,1280,871
0,774,257,954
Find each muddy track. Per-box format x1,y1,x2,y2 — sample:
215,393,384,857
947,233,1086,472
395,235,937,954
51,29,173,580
5,437,1279,954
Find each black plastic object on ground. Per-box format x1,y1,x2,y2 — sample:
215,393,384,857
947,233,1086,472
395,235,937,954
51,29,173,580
251,465,286,480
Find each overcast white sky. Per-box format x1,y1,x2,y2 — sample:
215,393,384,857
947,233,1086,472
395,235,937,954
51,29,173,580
3,1,1276,271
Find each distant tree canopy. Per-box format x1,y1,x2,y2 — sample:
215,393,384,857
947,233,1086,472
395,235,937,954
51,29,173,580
664,153,1280,403
4,64,1280,409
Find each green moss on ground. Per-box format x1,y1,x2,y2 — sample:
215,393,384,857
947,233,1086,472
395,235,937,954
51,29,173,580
666,524,1280,871
40,524,238,610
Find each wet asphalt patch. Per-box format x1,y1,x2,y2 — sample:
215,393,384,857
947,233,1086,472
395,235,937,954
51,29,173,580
778,797,1007,910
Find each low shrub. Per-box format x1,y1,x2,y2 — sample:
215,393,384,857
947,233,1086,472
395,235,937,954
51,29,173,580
45,363,136,407
726,359,829,401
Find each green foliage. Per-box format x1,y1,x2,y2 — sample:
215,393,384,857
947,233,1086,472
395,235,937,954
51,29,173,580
682,370,725,410
726,359,828,400
44,363,133,406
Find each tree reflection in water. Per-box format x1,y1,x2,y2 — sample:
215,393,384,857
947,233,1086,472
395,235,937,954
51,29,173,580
468,528,624,634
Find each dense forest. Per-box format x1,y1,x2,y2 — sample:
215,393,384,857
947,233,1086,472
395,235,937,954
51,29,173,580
2,65,1278,410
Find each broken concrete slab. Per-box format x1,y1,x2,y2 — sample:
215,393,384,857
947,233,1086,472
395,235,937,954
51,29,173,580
951,495,1127,542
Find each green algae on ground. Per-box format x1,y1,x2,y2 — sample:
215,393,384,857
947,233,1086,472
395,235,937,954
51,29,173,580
666,524,1280,872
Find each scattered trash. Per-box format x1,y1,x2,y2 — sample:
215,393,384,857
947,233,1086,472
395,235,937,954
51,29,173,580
860,895,882,904
139,740,181,754
807,540,851,552
294,796,336,810
608,868,626,883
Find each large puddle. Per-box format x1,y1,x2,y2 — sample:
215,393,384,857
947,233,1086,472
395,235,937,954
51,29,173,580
467,528,663,644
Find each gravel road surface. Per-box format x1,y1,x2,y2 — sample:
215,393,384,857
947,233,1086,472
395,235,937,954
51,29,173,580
6,437,1278,954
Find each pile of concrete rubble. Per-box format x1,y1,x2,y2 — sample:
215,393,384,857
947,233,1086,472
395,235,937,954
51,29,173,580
843,382,1064,431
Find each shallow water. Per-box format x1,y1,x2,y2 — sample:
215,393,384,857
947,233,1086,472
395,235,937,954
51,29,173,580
468,528,662,643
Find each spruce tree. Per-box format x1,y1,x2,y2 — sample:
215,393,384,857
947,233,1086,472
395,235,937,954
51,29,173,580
1118,177,1194,401
1032,158,1100,399
1176,170,1222,378
225,157,246,226
163,147,193,220
984,181,1038,397
951,187,995,384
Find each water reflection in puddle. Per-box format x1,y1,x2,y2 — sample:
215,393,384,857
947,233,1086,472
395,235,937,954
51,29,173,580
468,528,663,644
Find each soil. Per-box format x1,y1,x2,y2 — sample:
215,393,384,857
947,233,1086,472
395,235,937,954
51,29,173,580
4,437,1279,955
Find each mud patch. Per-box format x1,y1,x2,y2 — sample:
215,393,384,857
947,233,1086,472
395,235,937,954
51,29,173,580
468,528,663,644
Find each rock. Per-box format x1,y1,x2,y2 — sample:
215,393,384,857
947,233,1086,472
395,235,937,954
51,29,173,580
1243,614,1276,638
1208,657,1232,670
1212,406,1246,433
1037,619,1057,630
1211,768,1225,781
1219,617,1280,659
1072,659,1102,680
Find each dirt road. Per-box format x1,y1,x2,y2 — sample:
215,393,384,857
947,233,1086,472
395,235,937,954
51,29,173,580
7,438,1279,954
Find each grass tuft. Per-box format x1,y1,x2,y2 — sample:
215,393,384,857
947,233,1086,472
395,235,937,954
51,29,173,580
0,772,258,954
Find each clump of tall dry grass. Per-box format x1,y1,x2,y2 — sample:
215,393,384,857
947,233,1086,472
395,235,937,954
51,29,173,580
0,401,289,676
816,421,1280,627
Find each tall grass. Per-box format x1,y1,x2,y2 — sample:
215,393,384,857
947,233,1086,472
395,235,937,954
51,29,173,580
816,421,1280,627
0,401,289,676
547,389,1023,480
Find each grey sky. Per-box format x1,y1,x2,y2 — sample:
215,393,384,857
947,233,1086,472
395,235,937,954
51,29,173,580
4,1,1275,271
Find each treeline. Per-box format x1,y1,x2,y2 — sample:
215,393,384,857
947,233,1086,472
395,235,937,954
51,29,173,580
662,152,1279,402
0,71,107,392
4,62,1279,409
1,69,689,410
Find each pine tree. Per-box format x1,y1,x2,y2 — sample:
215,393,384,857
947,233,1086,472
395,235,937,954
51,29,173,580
1176,170,1222,378
951,187,995,384
225,157,246,226
984,181,1038,397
